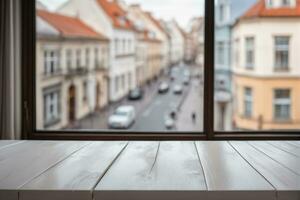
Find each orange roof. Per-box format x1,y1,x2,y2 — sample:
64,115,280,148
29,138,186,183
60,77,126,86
97,0,134,30
242,0,300,18
144,12,167,34
37,10,108,40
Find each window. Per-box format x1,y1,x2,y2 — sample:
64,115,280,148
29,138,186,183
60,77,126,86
95,48,99,68
43,49,59,75
22,0,300,139
217,41,224,65
76,49,81,69
274,89,291,120
245,37,254,69
66,49,72,71
244,87,253,118
43,87,60,127
234,39,240,67
85,48,90,68
83,81,88,102
282,0,291,6
275,36,290,71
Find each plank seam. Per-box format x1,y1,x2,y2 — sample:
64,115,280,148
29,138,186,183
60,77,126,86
266,142,300,158
91,141,129,199
285,141,300,148
149,141,160,174
193,141,208,190
0,141,25,151
228,141,277,191
247,141,300,176
18,142,93,189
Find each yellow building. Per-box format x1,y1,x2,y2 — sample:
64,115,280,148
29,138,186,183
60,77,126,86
232,0,300,131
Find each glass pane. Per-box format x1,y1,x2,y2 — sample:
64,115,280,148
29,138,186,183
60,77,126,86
214,0,300,131
35,0,204,132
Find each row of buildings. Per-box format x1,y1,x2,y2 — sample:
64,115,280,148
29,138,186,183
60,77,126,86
36,0,189,129
215,0,300,131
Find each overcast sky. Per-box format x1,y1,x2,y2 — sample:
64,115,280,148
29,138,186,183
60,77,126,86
39,0,204,28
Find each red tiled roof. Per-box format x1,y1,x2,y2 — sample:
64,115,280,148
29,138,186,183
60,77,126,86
242,0,300,18
37,10,108,40
97,0,134,30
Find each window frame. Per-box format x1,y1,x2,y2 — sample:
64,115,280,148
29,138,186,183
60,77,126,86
21,0,300,140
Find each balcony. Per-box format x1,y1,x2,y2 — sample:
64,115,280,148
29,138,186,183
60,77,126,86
65,66,88,78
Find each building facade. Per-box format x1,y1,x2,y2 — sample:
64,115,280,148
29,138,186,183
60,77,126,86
58,0,137,102
214,0,257,131
233,0,300,130
36,10,109,130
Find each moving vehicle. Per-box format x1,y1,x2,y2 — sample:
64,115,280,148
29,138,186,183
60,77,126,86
173,84,183,94
108,106,136,129
158,82,169,94
128,88,143,100
183,77,190,85
164,116,175,130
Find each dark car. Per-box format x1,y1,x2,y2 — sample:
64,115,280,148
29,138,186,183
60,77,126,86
128,88,143,100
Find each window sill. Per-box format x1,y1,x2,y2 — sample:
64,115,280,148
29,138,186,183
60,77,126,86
1,140,299,200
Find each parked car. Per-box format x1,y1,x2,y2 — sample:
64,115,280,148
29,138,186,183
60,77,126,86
108,106,136,129
183,77,190,85
128,88,143,100
173,84,183,94
158,82,169,94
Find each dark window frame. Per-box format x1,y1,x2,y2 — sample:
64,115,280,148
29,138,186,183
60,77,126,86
21,0,300,140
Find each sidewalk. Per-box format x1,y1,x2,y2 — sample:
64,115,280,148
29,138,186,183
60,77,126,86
176,79,203,131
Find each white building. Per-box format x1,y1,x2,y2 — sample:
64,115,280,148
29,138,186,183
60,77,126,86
36,10,109,130
58,0,136,102
161,20,185,65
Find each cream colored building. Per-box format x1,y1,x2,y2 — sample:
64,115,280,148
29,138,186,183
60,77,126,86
36,10,109,130
128,5,169,73
232,0,300,130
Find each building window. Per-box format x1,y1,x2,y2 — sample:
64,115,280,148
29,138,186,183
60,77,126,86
83,81,88,102
128,72,132,89
245,37,254,69
234,39,240,67
275,36,290,71
43,89,60,127
76,49,81,69
123,39,126,54
266,0,273,7
85,48,90,68
115,76,119,93
244,87,253,117
217,41,225,65
274,89,291,120
66,49,72,71
43,49,60,75
115,39,119,55
122,74,125,89
282,0,291,6
95,48,99,68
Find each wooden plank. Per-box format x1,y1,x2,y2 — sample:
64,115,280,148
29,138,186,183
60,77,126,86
0,140,23,150
230,141,300,200
95,141,207,200
195,141,275,200
249,141,300,176
20,141,127,200
0,141,89,192
267,141,300,157
286,141,300,148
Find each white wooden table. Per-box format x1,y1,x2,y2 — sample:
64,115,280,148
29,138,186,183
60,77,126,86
0,140,299,200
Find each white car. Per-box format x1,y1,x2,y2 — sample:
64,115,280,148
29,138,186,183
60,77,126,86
108,106,136,129
173,84,183,94
158,82,169,93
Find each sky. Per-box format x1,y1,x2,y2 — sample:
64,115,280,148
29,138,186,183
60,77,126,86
39,0,204,28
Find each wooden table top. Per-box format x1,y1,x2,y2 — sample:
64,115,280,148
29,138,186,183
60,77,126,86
0,140,299,200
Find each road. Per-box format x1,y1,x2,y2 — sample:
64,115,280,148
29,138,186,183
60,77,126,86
69,64,204,132
130,65,193,131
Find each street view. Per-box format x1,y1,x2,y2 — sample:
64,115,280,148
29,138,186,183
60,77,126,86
36,0,205,131
36,0,300,132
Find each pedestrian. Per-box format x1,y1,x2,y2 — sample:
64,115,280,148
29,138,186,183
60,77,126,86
192,112,196,123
